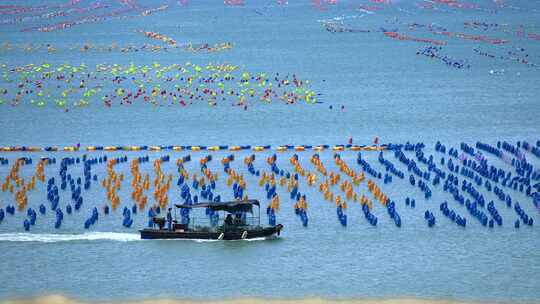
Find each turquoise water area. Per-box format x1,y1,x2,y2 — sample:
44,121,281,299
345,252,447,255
0,0,539,301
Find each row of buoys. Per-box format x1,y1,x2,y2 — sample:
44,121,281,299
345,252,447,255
514,203,533,226
84,207,99,229
501,141,521,157
23,208,37,230
416,46,470,69
267,207,276,226
122,207,133,228
435,141,447,154
460,166,483,187
295,204,309,227
447,147,460,159
416,177,433,199
139,30,177,46
473,47,540,69
440,202,466,227
0,1,107,25
522,141,540,159
367,179,388,207
5,205,16,215
487,201,503,227
148,207,157,227
0,144,388,152
384,31,446,45
424,210,436,227
495,186,511,207
378,152,405,179
336,204,347,226
433,30,508,45
386,200,401,227
476,141,503,158
463,21,501,30
323,21,372,33
102,157,125,210
0,41,233,54
465,199,489,227
55,208,63,229
460,142,476,156
461,180,485,207
47,177,60,211
362,202,378,226
405,197,416,208
357,153,382,179
443,175,465,206
296,191,308,210
19,2,167,32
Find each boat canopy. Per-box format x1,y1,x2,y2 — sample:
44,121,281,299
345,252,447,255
174,199,260,213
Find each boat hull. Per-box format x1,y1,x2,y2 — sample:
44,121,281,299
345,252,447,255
139,224,283,240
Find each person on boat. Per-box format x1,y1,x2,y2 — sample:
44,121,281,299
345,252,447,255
225,214,233,226
166,208,172,230
233,213,245,226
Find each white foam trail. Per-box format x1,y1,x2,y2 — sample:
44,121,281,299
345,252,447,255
0,232,141,243
155,237,271,242
356,8,375,14
242,237,272,242
0,233,277,243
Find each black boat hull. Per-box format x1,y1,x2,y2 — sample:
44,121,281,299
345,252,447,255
139,224,283,240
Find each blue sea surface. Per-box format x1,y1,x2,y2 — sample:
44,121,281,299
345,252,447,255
0,0,539,301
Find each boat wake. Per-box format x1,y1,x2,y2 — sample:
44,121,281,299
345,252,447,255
0,232,141,243
153,237,273,243
0,233,276,243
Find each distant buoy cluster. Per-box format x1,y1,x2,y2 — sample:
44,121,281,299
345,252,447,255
417,46,471,69
0,62,319,109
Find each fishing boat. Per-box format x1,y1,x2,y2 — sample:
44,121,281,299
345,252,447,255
139,199,283,240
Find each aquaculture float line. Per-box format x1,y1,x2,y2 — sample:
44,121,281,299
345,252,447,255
0,144,389,153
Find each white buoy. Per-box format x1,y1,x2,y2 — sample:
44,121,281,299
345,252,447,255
218,233,224,240
241,231,248,239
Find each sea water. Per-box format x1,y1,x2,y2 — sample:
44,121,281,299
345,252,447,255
0,0,539,301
